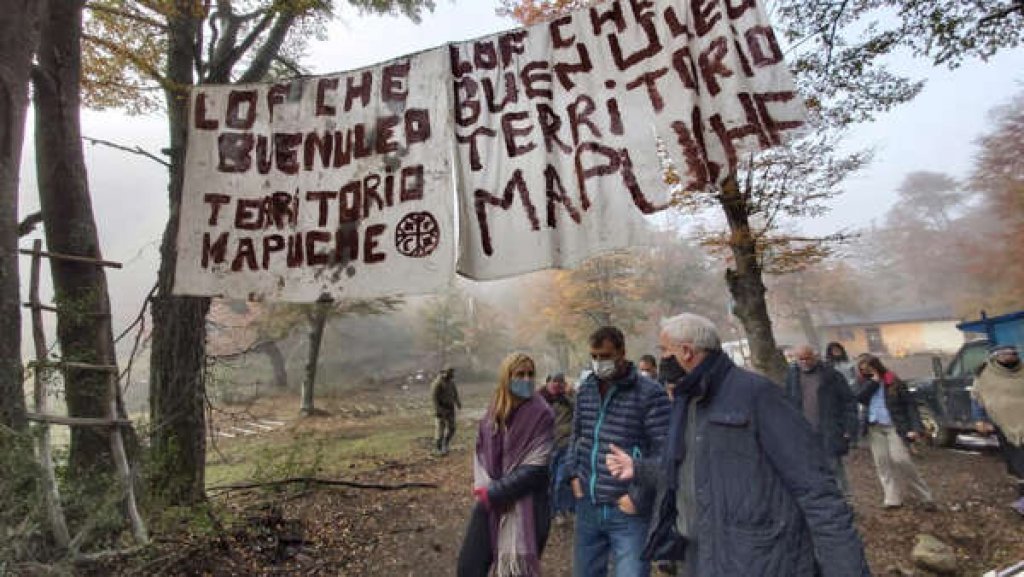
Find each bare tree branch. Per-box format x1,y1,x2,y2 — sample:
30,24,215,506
978,0,1024,24
18,212,43,238
238,10,298,83
218,9,277,78
81,135,170,167
274,54,305,76
206,1,244,82
823,0,850,72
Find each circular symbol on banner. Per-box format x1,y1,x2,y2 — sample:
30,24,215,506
395,211,440,258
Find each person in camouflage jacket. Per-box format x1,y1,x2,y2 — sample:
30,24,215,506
431,367,461,455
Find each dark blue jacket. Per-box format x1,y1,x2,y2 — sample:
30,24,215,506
639,354,870,577
785,363,859,457
569,362,670,510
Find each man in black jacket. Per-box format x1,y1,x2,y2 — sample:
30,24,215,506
606,313,869,577
786,345,859,497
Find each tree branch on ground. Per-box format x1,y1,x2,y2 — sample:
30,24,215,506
207,477,438,494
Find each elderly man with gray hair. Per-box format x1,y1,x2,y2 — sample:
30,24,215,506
606,313,870,577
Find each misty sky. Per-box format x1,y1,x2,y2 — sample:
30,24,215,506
15,1,1024,356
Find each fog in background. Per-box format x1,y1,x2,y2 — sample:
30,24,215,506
14,1,1024,409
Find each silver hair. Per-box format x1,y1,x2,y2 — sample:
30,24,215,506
794,344,819,356
660,313,722,352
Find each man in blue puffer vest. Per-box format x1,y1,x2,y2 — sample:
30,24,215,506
569,326,671,577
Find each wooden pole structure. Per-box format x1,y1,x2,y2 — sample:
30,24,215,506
21,241,148,547
108,370,148,544
29,239,70,549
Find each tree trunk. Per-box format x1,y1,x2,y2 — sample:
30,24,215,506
148,3,208,506
33,0,120,475
719,176,789,384
259,341,288,389
300,304,329,416
0,0,42,433
796,303,821,350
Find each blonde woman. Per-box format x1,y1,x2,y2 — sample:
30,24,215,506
457,353,555,577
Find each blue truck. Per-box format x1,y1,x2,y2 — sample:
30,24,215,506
912,310,1024,446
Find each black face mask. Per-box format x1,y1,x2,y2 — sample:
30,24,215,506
658,355,687,385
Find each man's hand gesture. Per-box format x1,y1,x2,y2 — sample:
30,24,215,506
606,444,635,481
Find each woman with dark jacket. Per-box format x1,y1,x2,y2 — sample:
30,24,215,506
825,342,856,385
457,352,555,577
855,356,936,510
825,342,862,446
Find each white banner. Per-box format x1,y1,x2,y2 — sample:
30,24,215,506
173,49,454,301
453,0,805,280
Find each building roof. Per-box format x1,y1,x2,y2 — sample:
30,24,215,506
816,305,957,328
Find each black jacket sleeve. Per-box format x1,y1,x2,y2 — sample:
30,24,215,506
854,379,879,405
831,372,858,442
888,379,923,437
487,464,549,507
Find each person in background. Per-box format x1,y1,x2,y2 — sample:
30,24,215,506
570,326,671,577
638,355,658,380
458,353,555,577
658,349,687,402
825,342,857,385
576,368,593,394
855,355,937,511
824,342,861,447
608,313,869,577
540,372,576,522
785,345,859,497
430,367,461,456
652,349,686,577
971,344,1024,516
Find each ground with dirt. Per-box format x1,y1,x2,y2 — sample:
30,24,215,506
77,382,1023,576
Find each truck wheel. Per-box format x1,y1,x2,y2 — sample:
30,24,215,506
919,408,956,447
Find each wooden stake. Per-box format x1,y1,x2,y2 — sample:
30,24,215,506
18,247,122,268
29,360,119,372
109,389,148,544
29,240,71,549
25,413,131,427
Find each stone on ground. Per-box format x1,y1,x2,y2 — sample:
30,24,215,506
912,534,958,575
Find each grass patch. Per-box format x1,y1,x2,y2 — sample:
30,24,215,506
205,414,435,488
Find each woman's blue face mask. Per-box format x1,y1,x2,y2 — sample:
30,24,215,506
509,378,535,399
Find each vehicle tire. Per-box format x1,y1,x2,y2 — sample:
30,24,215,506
919,407,956,447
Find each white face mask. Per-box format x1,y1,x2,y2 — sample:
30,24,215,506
592,359,617,379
